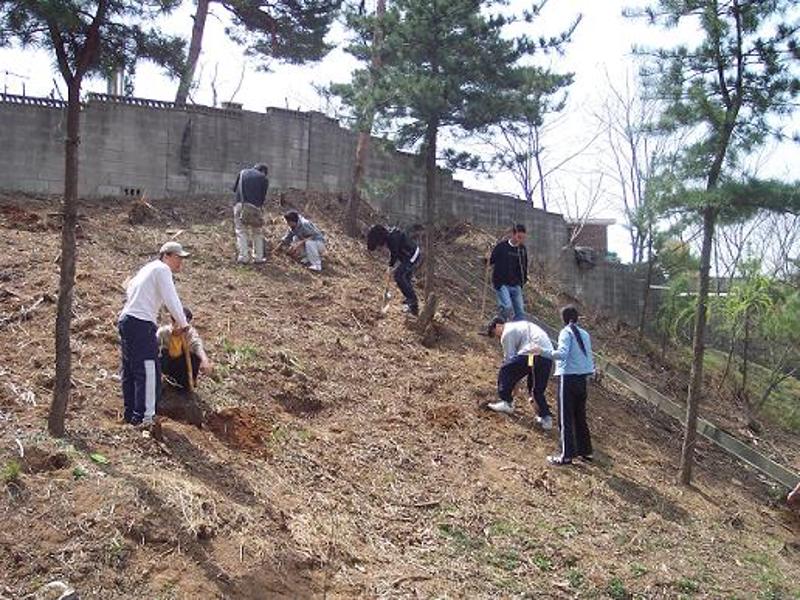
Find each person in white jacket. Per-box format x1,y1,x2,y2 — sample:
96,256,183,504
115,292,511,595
118,241,190,426
486,316,555,429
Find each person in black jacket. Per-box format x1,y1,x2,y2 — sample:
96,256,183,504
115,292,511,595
489,224,528,321
367,224,421,315
232,163,269,264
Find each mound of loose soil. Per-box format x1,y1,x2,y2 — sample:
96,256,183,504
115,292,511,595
206,408,271,454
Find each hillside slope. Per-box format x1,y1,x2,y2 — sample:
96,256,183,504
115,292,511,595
0,193,798,599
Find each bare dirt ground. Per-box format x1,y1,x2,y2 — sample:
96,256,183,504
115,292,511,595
0,192,798,599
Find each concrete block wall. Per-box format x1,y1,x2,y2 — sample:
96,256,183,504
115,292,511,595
0,93,648,325
0,95,66,194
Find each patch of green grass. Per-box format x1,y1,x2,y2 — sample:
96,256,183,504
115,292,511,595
607,577,629,600
567,568,584,588
629,562,648,578
294,427,315,443
745,551,788,599
72,466,87,480
267,425,290,450
2,460,21,483
220,339,260,369
488,549,521,572
704,348,800,433
675,577,700,594
488,519,519,537
532,552,553,572
437,523,484,552
555,523,579,539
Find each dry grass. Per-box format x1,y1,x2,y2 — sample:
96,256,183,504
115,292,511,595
0,192,798,599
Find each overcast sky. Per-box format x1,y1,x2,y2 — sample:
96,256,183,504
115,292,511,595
1,1,797,262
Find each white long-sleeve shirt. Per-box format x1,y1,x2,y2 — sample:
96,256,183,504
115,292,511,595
119,260,188,327
500,321,553,361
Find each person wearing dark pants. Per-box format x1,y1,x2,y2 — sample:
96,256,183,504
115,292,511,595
118,241,190,427
157,307,212,391
367,224,421,316
530,353,554,427
533,305,595,465
486,317,554,429
118,316,159,424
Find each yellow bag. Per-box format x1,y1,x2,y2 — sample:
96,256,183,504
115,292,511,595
168,333,185,359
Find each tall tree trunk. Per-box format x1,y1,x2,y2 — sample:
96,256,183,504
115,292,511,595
175,0,210,106
533,125,547,211
678,206,716,485
49,80,82,437
345,0,385,237
740,307,750,403
638,224,654,337
423,118,439,299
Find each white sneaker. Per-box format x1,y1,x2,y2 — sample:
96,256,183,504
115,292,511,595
253,257,267,264
487,400,514,415
308,264,322,272
535,415,553,430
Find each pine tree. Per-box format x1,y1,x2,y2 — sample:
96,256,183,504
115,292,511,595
174,0,341,105
0,0,185,437
337,0,576,298
634,0,800,483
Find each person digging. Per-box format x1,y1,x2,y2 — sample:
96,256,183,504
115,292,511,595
156,307,211,427
485,316,555,430
118,241,191,429
366,224,421,316
276,210,326,271
157,307,212,390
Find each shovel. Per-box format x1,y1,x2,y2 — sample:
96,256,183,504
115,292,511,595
182,332,195,392
182,332,204,427
380,269,393,314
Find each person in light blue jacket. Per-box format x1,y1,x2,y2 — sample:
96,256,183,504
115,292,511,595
532,305,595,465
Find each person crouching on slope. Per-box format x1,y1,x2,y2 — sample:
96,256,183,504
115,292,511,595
532,305,595,466
118,241,191,427
366,224,421,316
157,307,212,390
486,316,555,430
277,210,326,271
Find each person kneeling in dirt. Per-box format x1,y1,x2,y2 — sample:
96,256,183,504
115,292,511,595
232,163,269,264
531,305,595,466
366,224,421,316
486,316,554,428
157,307,212,390
277,210,326,271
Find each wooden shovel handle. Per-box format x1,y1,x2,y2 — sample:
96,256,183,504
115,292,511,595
182,333,195,392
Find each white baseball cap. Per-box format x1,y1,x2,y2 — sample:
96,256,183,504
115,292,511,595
159,241,190,257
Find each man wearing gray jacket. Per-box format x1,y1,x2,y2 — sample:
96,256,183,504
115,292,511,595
232,163,269,264
278,210,326,271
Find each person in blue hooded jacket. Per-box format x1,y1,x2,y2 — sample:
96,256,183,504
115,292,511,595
532,305,595,466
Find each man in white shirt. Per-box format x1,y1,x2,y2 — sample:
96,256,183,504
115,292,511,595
485,316,555,429
118,241,190,426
